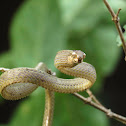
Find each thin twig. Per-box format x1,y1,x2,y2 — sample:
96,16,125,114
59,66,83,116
35,62,55,126
73,92,126,125
86,89,103,106
103,0,126,60
1,65,126,124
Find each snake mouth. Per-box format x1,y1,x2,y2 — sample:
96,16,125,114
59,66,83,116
72,50,86,64
72,50,86,60
78,58,82,63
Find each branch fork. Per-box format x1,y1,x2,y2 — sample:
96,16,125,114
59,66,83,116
73,90,126,125
103,0,126,60
0,64,126,125
0,1,126,125
112,8,121,23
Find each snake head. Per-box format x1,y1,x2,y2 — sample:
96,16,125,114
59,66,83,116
55,50,86,68
69,50,86,65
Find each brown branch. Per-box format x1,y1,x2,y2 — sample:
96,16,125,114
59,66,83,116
103,0,126,60
73,92,126,125
1,65,126,124
86,89,103,107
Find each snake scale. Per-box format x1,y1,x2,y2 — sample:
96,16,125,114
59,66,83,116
0,50,96,126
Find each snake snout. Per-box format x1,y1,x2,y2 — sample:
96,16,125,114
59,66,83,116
73,50,86,60
73,50,86,64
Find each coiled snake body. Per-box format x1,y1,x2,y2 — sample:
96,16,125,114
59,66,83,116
0,50,96,126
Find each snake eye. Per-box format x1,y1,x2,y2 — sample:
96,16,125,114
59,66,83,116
72,52,77,58
71,50,85,64
73,58,78,63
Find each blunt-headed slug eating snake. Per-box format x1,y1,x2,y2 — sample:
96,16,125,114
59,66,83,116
0,50,96,126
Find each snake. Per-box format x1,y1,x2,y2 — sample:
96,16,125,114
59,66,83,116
0,50,96,126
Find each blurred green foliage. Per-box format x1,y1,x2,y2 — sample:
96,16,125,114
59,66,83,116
0,0,126,126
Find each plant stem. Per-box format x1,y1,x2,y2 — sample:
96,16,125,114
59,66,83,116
103,0,126,60
73,92,126,125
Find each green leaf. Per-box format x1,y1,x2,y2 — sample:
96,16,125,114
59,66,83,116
109,0,126,10
0,0,67,70
59,0,106,34
53,93,109,126
9,88,45,126
0,0,123,126
67,25,121,90
9,91,109,126
59,0,89,24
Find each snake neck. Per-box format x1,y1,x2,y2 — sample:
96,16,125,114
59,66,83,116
54,50,72,68
54,50,96,84
56,62,96,84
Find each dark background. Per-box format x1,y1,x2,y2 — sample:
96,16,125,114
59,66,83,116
0,1,126,126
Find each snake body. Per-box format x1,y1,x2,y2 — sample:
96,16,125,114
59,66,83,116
0,50,96,126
